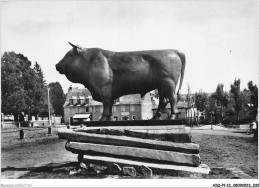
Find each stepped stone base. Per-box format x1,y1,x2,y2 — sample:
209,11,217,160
58,124,210,178
82,155,210,178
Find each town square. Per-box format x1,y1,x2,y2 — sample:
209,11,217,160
1,0,259,187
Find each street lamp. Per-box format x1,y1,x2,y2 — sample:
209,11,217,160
47,87,51,126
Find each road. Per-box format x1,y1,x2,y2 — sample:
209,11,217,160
1,124,258,179
1,126,77,179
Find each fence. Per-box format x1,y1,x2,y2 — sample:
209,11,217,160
1,119,62,129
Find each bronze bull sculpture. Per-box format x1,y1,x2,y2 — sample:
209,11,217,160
56,42,186,121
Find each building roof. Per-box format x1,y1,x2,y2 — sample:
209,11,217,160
63,88,92,107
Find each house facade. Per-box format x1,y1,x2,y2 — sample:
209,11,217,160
151,95,201,121
63,87,155,125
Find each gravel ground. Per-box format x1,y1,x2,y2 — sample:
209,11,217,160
1,124,258,179
191,127,258,179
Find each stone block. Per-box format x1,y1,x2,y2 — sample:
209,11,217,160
66,141,200,166
79,162,87,170
125,128,191,143
107,163,122,175
59,129,199,154
82,155,210,177
139,165,153,177
123,166,137,177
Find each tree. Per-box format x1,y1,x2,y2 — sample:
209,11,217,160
31,62,49,119
230,79,244,122
205,95,217,124
194,90,208,112
1,52,49,121
247,81,258,120
1,52,34,120
48,82,65,116
212,84,228,122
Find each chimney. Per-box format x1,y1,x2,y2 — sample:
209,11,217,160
68,85,72,92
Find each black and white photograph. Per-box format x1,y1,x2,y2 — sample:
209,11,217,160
0,0,259,187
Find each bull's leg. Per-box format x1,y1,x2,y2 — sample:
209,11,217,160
100,99,113,121
99,86,113,121
152,89,168,120
164,81,177,120
168,95,178,119
109,100,114,120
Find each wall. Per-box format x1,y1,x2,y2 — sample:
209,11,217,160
64,106,88,125
90,105,103,121
90,104,142,121
141,102,153,120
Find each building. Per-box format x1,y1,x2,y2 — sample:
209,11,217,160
151,97,201,121
63,87,155,125
152,100,189,119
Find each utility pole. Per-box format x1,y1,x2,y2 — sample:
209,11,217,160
47,87,51,126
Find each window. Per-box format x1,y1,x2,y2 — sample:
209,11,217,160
121,105,125,112
69,99,73,105
86,99,89,104
114,116,118,121
86,107,89,112
113,106,117,112
130,105,135,112
114,98,119,104
122,116,129,120
81,99,85,105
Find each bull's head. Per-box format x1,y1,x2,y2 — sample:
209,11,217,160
55,42,83,82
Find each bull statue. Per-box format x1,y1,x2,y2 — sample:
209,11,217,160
56,42,186,121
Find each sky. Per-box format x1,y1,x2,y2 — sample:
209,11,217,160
1,0,259,95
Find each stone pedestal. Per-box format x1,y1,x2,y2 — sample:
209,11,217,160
58,123,210,177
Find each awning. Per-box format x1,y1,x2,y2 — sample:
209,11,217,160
73,114,91,119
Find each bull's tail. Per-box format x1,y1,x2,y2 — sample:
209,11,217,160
175,51,186,101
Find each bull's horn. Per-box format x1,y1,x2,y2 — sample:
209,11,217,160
68,42,79,49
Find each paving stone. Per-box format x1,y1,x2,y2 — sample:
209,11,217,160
69,169,78,175
79,162,88,170
139,165,153,177
87,166,98,176
210,167,229,175
123,166,137,177
89,163,107,172
107,163,122,175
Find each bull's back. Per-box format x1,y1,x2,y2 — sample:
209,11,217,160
111,50,181,80
104,49,182,97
